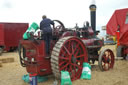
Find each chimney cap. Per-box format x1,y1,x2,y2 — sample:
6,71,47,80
89,4,96,11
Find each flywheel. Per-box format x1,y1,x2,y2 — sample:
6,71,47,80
51,36,88,81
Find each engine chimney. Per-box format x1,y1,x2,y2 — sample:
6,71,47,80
89,4,96,33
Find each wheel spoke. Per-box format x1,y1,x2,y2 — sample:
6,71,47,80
59,56,69,60
59,63,69,71
63,46,71,55
67,41,71,53
59,60,68,66
69,64,77,80
102,52,109,70
73,65,77,74
74,45,84,57
74,49,79,57
60,49,70,58
73,43,80,54
72,63,82,79
103,55,107,63
76,69,82,78
71,63,82,69
71,43,75,54
76,59,82,62
103,57,109,71
71,71,75,80
76,54,85,58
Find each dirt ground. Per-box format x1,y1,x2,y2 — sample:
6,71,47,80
0,45,128,85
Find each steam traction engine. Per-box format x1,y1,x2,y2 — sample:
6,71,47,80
18,4,115,81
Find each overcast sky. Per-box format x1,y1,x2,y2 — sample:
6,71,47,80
0,0,128,29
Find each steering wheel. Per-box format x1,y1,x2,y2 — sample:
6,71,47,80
53,20,65,36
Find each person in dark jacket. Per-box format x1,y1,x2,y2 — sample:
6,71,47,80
40,15,54,56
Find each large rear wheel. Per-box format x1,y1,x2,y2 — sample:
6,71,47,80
51,36,88,81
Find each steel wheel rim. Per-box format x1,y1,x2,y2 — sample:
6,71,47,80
58,37,88,80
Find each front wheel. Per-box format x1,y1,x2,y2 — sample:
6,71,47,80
98,48,115,71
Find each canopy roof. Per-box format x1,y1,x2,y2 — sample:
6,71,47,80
106,8,128,45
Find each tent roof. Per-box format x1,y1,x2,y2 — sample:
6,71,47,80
106,8,128,36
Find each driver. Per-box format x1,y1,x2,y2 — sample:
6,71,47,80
40,15,54,56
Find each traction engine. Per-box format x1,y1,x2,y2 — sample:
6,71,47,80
18,4,115,81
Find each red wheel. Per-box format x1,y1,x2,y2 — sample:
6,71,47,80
98,48,115,71
51,36,88,81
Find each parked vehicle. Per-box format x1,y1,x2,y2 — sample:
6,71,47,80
107,8,128,59
0,22,28,55
18,4,115,81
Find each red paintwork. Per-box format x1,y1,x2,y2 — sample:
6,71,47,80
119,24,128,46
0,23,28,51
58,37,88,80
107,8,128,36
106,8,128,45
106,8,128,57
19,20,105,80
20,26,104,78
88,27,94,36
116,31,120,46
82,38,95,46
20,40,52,75
61,31,77,38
